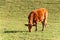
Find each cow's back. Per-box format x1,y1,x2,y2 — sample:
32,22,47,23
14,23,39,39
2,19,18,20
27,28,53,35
28,8,48,25
35,8,48,21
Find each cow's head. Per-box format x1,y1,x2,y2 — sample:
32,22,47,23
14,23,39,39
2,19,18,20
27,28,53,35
25,23,32,32
25,23,36,32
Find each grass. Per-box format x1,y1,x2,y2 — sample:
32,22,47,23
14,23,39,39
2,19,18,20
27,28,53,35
0,0,60,40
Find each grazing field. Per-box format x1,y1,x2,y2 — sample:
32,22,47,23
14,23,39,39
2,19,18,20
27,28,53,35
0,0,60,40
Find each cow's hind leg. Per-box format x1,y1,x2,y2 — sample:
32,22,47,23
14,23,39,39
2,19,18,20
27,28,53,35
41,19,46,31
42,21,44,31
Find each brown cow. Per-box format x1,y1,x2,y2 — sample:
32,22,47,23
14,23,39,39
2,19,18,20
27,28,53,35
28,8,48,32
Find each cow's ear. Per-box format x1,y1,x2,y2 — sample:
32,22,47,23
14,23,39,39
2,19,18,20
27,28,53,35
25,24,29,26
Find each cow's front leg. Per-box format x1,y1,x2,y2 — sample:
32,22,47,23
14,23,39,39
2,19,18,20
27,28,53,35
35,21,38,32
35,24,37,31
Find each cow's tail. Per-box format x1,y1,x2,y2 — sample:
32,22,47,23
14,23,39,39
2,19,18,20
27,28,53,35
44,11,48,25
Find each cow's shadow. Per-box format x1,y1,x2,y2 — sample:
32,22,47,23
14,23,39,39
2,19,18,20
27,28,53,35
4,30,28,33
4,24,37,33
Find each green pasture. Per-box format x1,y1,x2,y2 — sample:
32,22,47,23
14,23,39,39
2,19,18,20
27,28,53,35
0,0,60,40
